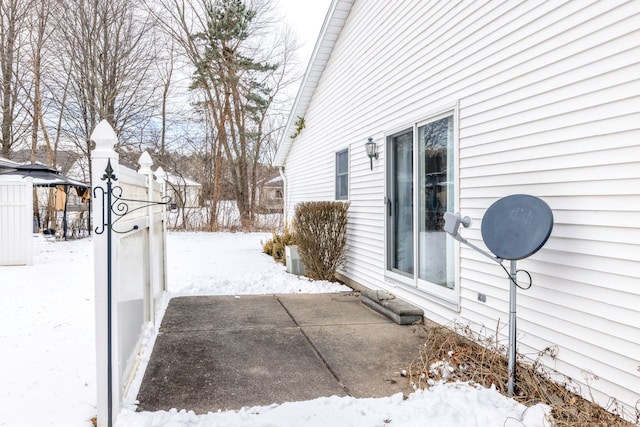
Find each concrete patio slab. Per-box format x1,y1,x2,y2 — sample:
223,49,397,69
159,295,296,332
136,327,347,413
277,293,390,326
302,323,424,398
136,292,427,414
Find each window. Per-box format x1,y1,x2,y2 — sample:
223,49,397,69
335,149,348,200
386,112,457,301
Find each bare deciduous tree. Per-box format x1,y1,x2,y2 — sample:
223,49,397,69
25,0,58,228
53,0,160,175
2,0,299,232
147,0,298,230
0,0,30,158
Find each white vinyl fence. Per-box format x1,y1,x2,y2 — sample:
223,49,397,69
0,177,33,266
91,120,168,427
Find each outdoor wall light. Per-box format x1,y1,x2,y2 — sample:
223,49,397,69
365,137,378,170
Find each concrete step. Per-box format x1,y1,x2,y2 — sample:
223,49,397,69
360,289,424,325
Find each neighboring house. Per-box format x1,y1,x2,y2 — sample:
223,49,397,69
275,0,639,420
166,173,202,208
257,175,284,212
12,148,84,179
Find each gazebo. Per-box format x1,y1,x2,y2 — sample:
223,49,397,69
0,163,89,238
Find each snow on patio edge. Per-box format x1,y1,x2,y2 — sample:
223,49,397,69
118,232,551,427
0,231,552,427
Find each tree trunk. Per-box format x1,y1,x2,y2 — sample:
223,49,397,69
1,1,17,158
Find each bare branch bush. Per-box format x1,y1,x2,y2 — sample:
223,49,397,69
293,201,349,281
408,321,637,426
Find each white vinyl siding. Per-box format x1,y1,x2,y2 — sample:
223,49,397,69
281,0,640,418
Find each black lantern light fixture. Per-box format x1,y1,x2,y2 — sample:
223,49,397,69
365,137,378,170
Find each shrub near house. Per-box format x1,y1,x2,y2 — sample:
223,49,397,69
293,201,349,282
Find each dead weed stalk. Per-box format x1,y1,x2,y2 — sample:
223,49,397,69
408,321,637,427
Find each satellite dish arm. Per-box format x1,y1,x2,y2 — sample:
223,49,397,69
451,233,503,264
444,212,502,264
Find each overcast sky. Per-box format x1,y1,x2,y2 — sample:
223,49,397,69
277,0,333,64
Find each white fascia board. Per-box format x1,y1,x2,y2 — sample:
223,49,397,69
273,0,354,167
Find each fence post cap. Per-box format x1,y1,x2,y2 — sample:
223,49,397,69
90,120,117,151
155,166,166,183
138,151,153,174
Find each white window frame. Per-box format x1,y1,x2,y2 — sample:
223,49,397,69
384,105,460,310
335,148,349,200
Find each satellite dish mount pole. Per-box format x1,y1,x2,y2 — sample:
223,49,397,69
444,194,553,398
507,260,517,397
444,211,527,397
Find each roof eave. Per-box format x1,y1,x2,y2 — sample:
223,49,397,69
273,0,354,167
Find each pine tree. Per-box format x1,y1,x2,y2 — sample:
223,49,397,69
192,0,276,229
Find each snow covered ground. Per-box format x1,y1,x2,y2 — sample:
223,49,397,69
0,232,552,427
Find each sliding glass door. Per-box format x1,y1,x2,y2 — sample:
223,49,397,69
387,129,414,276
386,113,456,299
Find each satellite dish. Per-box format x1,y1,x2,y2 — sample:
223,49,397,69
481,194,553,260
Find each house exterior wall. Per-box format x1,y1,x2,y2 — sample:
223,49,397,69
258,185,284,212
165,180,201,209
281,0,640,418
167,184,201,208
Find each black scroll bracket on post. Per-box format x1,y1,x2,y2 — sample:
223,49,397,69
444,194,553,397
92,159,174,427
93,160,175,235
